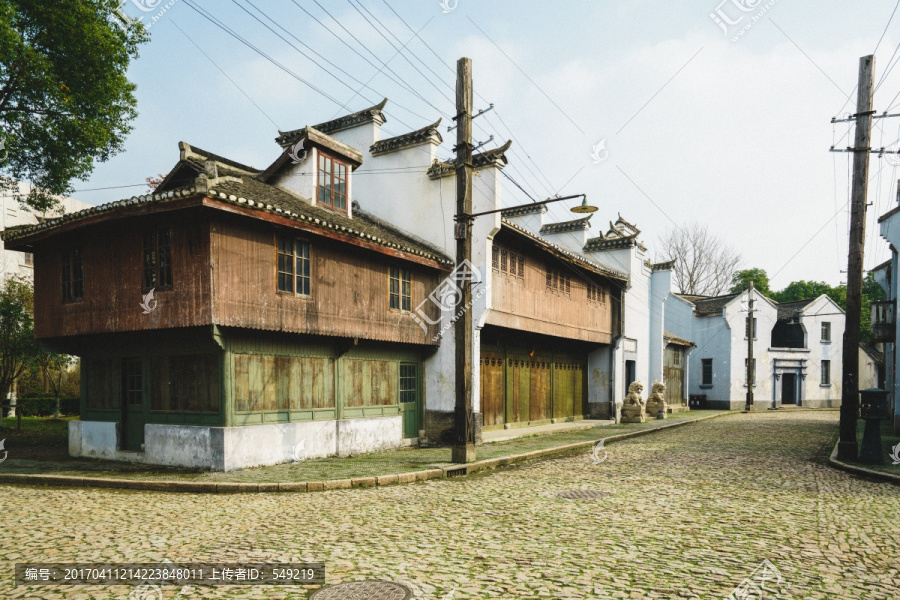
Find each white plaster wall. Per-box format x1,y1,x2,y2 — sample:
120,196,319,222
797,295,844,404
627,247,652,394
78,420,118,459
221,420,340,471
503,209,545,235
145,424,216,469
727,291,776,408
687,314,732,403
648,269,672,386
336,416,401,457
270,147,317,204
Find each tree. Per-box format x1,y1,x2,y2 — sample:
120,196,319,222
730,268,772,296
0,0,147,211
0,276,40,420
656,222,742,296
861,271,885,342
145,172,167,192
772,281,846,308
36,348,74,418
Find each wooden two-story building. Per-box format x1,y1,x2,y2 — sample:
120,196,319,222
3,136,452,470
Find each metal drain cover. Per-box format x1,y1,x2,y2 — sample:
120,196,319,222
556,490,611,499
311,580,412,600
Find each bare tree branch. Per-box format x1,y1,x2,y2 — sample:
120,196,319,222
656,222,742,296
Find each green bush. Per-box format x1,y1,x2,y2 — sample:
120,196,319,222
10,397,80,417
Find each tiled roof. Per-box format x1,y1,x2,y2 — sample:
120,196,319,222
776,299,816,321
501,203,547,218
651,259,676,271
427,140,513,178
276,98,388,146
3,145,453,267
860,341,885,367
690,293,740,317
664,330,695,347
540,214,592,234
582,216,644,252
370,119,442,155
500,218,627,281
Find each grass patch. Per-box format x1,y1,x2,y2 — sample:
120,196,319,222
849,419,900,476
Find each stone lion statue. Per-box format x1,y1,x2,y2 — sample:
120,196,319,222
621,381,646,423
645,381,667,419
623,381,644,405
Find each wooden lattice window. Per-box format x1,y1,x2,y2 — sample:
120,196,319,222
61,246,83,303
143,228,172,291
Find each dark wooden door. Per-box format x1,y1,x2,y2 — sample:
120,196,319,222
480,352,505,426
782,374,796,404
121,358,144,451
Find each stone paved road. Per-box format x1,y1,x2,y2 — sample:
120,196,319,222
3,411,898,600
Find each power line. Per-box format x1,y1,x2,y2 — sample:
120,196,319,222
235,0,431,126
288,0,444,116
170,17,281,130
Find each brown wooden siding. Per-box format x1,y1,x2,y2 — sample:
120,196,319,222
487,241,614,343
209,216,441,344
32,211,213,339
233,353,335,413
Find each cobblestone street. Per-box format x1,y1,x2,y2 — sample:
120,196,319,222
4,410,898,600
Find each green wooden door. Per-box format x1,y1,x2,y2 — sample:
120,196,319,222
122,358,145,451
399,363,419,438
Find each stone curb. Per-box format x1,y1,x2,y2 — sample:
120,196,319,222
828,439,900,486
0,411,737,494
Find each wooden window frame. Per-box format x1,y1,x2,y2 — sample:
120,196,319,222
275,234,312,297
545,267,570,295
61,245,84,303
821,360,831,385
142,227,173,292
123,358,143,407
399,363,417,404
389,265,412,312
821,321,831,342
492,245,524,281
316,150,349,213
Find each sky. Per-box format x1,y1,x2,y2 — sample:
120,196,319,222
78,0,900,291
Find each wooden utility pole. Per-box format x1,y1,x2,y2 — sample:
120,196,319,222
839,55,876,461
745,282,755,412
452,57,476,463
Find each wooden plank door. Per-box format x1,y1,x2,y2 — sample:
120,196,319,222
480,352,505,426
529,357,551,421
507,355,531,424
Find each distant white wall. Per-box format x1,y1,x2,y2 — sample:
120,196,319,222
1,181,91,281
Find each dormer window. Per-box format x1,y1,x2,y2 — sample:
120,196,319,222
317,151,348,212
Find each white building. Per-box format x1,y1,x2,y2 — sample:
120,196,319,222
0,181,91,280
664,289,845,409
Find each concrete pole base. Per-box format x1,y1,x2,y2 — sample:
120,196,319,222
452,444,476,464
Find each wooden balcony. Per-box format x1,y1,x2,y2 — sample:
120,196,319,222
871,300,895,343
